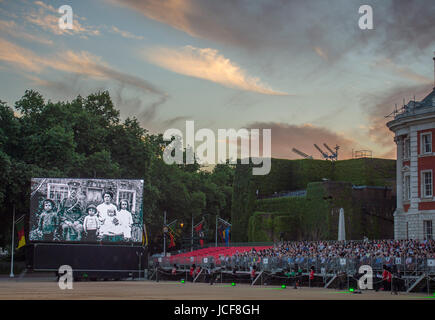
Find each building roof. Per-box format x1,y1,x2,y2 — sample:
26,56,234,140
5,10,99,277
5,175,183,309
352,185,391,190
403,88,435,111
420,88,435,107
392,88,435,121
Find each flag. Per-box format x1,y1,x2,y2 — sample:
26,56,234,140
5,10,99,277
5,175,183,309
198,228,204,247
168,231,175,248
224,227,230,246
194,221,203,233
142,224,148,247
194,220,204,247
168,225,175,248
16,216,26,249
217,217,231,245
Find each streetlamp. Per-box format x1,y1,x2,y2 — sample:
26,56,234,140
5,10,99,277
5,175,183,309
136,251,143,279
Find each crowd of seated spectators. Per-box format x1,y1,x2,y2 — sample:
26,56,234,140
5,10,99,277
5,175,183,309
215,239,435,271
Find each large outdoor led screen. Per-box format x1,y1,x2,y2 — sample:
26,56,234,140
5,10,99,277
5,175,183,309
29,178,144,244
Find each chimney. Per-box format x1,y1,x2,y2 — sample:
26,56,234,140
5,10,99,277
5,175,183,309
433,52,435,89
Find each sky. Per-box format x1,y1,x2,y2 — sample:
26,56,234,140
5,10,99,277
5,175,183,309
0,0,434,161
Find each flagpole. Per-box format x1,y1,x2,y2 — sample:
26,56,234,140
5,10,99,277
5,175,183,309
163,211,166,257
191,215,193,252
10,205,15,278
215,215,218,247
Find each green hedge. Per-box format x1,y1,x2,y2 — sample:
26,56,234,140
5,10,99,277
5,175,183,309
234,158,395,242
231,163,256,242
248,211,300,242
256,196,307,213
248,182,361,241
333,158,395,187
251,158,395,198
252,159,334,197
248,212,273,242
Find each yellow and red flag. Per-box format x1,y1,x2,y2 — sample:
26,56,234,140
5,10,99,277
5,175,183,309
16,216,26,249
142,224,148,247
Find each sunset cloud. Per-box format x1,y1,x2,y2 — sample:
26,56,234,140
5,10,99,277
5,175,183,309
0,37,43,72
314,47,328,61
111,26,144,40
373,59,433,84
0,37,168,119
246,122,357,160
360,83,434,158
33,1,57,13
0,19,53,45
106,0,197,38
1,0,434,161
145,45,288,95
106,0,435,64
0,37,163,95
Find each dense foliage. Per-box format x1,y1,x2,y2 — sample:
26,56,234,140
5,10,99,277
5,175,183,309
251,158,395,197
248,181,392,241
248,182,337,242
236,158,395,242
230,163,256,242
0,90,396,252
0,90,234,253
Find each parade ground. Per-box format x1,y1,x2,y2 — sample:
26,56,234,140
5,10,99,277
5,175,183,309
0,278,432,300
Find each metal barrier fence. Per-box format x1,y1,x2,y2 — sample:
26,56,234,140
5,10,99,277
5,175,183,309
150,255,435,276
147,254,435,293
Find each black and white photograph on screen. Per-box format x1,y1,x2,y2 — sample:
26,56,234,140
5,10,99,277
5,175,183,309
29,178,144,244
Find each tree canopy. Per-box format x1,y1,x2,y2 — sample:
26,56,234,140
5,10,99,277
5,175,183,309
0,90,234,253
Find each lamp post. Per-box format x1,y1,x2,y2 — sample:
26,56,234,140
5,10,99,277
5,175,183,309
136,251,143,279
163,211,167,257
10,206,15,278
191,214,194,252
195,212,215,248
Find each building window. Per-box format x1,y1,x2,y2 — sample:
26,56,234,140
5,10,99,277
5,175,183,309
421,170,433,198
404,174,411,201
421,133,432,154
406,222,409,239
86,187,104,204
403,138,410,159
424,220,433,240
47,183,69,202
117,189,136,212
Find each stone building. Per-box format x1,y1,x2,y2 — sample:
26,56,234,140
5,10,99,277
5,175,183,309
387,62,435,240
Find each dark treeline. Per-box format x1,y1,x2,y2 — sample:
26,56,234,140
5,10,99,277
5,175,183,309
0,90,234,254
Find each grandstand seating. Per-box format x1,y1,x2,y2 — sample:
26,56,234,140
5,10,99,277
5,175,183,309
169,246,273,264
